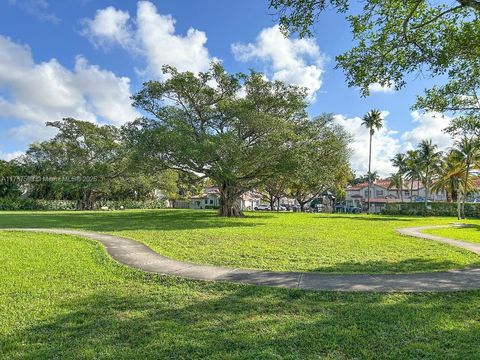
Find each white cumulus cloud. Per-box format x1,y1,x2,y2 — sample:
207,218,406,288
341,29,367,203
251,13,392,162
333,112,401,177
80,6,132,49
0,35,139,146
81,1,216,79
334,110,454,177
231,25,325,101
401,111,453,151
368,82,394,94
0,151,24,161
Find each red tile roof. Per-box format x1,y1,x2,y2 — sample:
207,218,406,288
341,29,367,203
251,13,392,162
347,179,424,191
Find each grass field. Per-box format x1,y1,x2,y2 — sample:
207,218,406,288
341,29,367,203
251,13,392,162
0,209,479,273
2,230,480,359
422,225,480,244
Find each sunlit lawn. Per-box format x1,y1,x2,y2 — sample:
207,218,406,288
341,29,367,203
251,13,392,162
0,209,479,273
2,230,480,359
422,225,480,244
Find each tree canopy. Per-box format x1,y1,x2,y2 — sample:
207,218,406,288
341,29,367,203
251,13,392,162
286,114,351,211
269,0,480,121
20,118,177,209
129,64,350,216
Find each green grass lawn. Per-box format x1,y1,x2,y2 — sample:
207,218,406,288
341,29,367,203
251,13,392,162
0,209,479,273
422,225,480,244
2,230,480,359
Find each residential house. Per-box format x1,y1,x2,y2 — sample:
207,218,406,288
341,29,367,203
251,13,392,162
189,187,262,210
345,179,448,213
239,191,262,210
190,186,220,209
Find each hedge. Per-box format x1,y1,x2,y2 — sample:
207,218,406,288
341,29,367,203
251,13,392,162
382,202,480,217
0,198,168,211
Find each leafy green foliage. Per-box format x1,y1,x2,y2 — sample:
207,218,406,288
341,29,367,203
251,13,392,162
0,160,21,198
417,139,443,207
18,118,178,209
129,64,342,217
0,198,168,211
383,202,480,217
269,0,480,122
287,114,351,210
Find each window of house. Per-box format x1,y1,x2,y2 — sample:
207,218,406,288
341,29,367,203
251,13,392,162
210,199,214,204
376,190,384,197
205,199,208,204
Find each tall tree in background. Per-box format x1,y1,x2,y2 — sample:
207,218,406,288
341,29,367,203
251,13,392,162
450,137,480,217
129,64,309,217
361,109,383,213
0,160,21,198
417,139,443,208
432,151,464,203
269,1,480,128
21,119,126,209
261,176,289,211
286,114,351,211
389,173,404,202
404,150,421,202
391,153,407,202
20,118,177,209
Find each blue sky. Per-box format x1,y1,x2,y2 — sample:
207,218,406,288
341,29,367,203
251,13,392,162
0,0,454,175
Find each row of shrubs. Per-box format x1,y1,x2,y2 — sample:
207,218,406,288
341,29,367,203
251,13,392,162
0,198,168,211
382,202,480,217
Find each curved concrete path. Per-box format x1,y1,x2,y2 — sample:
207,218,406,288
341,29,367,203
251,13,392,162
3,225,480,292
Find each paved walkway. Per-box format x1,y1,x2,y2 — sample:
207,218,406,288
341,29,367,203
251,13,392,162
3,225,480,292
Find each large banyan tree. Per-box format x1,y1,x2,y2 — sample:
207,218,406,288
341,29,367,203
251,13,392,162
128,64,308,217
128,64,349,217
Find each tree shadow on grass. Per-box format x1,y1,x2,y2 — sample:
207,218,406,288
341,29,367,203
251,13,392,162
3,283,480,359
0,209,267,232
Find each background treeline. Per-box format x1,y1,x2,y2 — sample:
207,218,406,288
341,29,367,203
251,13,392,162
0,65,352,216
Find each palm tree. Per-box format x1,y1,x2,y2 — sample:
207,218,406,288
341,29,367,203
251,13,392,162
404,150,421,202
361,109,383,213
389,173,403,201
391,153,407,202
450,137,480,218
432,151,471,203
417,140,443,208
365,171,379,183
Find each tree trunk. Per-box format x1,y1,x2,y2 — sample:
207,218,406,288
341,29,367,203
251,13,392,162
269,197,275,211
400,181,404,202
410,180,414,203
76,190,96,210
367,132,372,214
218,183,243,217
297,200,307,212
462,163,470,219
417,178,420,199
425,167,429,209
457,179,462,220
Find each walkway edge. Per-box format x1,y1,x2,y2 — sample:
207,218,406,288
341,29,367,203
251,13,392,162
2,225,480,293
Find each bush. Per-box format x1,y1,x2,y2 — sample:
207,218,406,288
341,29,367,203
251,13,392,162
204,205,219,210
96,199,167,210
0,198,168,211
382,202,480,217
